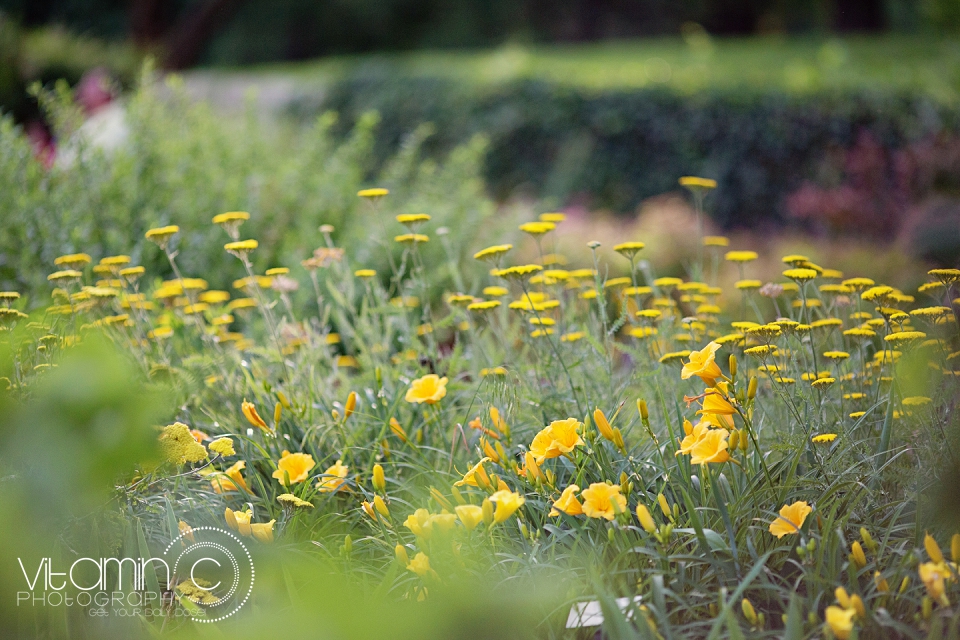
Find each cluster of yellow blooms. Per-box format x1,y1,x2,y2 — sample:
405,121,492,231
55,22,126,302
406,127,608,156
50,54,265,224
4,179,958,637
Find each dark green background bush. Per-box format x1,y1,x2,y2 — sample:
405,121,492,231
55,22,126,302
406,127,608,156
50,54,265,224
293,74,960,227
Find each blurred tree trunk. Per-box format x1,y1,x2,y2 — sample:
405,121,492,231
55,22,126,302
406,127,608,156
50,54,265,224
834,0,885,30
128,0,247,69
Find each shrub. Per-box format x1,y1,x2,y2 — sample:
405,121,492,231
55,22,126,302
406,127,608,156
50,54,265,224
1,196,959,638
292,73,960,231
0,68,497,300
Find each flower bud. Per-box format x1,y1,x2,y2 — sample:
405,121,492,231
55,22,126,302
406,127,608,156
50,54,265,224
728,354,737,379
739,428,748,452
637,399,649,422
861,527,877,553
729,430,740,450
389,417,409,443
747,376,758,400
835,587,850,609
374,495,390,518
276,390,291,408
925,532,944,564
851,541,867,568
481,437,501,464
524,452,544,483
657,493,670,518
874,571,889,593
899,577,910,594
636,504,656,533
482,498,494,526
741,598,757,625
395,544,409,565
429,487,453,512
953,533,960,563
850,594,865,619
345,391,358,419
372,464,386,493
342,534,352,555
274,402,282,427
594,408,616,442
375,366,383,388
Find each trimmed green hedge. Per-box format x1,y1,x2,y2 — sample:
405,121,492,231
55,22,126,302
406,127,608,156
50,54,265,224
292,75,960,227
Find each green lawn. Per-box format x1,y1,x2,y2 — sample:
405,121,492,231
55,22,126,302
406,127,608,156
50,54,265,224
238,35,960,101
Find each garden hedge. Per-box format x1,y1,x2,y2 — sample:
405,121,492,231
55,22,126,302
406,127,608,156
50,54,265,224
294,74,960,227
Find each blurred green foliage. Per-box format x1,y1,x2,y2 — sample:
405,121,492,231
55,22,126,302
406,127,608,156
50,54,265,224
0,67,495,300
289,51,960,227
6,0,960,67
0,14,140,121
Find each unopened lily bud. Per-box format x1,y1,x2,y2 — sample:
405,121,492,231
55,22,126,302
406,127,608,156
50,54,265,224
874,571,889,593
739,428,748,452
850,594,865,619
612,428,626,452
482,498,494,526
683,419,693,437
594,408,616,442
952,533,960,563
728,354,737,379
389,417,408,443
374,495,389,518
375,366,382,388
331,409,340,420
276,390,291,408
274,402,282,427
636,504,656,533
657,492,670,518
342,534,352,555
381,438,391,460
925,532,945,564
372,464,386,493
524,452,544,483
741,598,757,625
490,407,510,438
899,577,910,594
495,441,507,463
747,376,758,400
429,487,453,512
729,430,740,450
620,471,629,488
922,595,932,619
345,391,358,419
395,544,409,565
851,541,867,568
637,399,649,422
608,527,615,543
481,437,500,463
835,587,851,609
450,485,466,505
